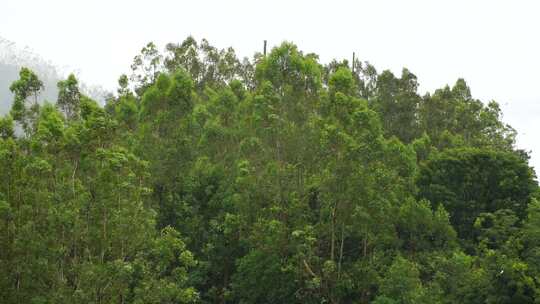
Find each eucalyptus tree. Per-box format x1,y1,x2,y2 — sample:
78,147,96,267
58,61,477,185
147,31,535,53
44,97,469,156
0,37,539,304
56,74,81,120
9,67,43,134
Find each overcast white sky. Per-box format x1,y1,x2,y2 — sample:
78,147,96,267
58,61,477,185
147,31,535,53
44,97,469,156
1,0,539,171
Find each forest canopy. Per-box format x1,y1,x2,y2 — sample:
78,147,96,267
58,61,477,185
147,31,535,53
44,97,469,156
0,37,538,304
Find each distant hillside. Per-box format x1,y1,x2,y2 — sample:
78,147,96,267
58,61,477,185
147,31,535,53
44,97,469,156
0,37,108,115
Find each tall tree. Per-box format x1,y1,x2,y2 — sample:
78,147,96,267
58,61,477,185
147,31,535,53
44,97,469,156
9,67,44,134
56,74,81,121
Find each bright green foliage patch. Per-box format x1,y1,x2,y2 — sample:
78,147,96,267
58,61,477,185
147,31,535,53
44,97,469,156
0,37,538,303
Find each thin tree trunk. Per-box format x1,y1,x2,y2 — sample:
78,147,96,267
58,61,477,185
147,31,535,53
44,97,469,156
330,205,336,262
338,222,345,279
72,160,78,195
363,230,368,257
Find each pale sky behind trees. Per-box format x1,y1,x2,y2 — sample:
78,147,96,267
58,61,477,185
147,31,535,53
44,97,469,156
1,0,539,170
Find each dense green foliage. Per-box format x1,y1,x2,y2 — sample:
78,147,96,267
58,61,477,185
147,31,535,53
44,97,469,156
1,37,538,303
